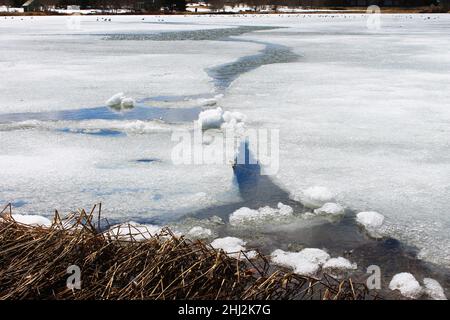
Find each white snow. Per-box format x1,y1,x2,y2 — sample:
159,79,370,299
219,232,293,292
291,186,336,209
197,107,246,130
106,93,135,110
10,214,52,227
270,248,330,276
356,211,385,235
322,257,357,272
423,278,447,300
106,221,163,241
229,202,294,226
313,203,345,216
197,107,224,129
389,273,423,299
106,92,125,107
210,236,257,259
186,226,212,239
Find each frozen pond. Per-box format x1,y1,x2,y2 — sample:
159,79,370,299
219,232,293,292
1,14,450,289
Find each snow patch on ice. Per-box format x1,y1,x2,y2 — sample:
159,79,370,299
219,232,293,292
291,186,336,209
270,248,330,276
229,202,294,226
210,236,256,259
313,202,345,216
10,214,52,227
423,278,447,300
356,211,385,236
389,272,423,299
186,226,212,239
323,257,357,272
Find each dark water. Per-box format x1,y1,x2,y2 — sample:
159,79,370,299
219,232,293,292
104,26,276,41
208,40,299,91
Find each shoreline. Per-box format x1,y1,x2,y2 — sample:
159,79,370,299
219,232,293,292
0,208,377,300
0,7,449,16
1,203,448,300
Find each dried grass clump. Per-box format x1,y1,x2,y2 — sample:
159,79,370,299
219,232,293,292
0,203,377,300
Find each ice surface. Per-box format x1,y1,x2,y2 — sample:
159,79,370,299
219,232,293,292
389,272,423,299
219,14,450,267
1,14,450,269
423,278,447,301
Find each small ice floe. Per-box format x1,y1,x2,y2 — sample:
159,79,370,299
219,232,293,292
210,236,257,259
10,214,52,227
290,186,336,209
356,211,384,236
105,221,165,241
197,107,246,131
389,272,423,299
322,257,357,276
270,248,330,276
313,202,345,216
186,226,212,239
423,278,447,300
106,92,135,110
229,202,294,226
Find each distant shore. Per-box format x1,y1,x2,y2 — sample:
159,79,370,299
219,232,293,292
0,7,448,16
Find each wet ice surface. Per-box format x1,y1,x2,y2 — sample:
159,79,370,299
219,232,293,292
1,14,450,286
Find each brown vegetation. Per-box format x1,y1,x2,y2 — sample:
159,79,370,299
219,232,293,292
0,204,378,300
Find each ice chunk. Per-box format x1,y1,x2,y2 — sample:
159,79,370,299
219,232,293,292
423,278,447,300
10,214,51,227
120,97,135,109
229,202,294,226
356,211,385,230
323,257,357,272
197,107,247,131
313,203,345,216
106,92,125,106
106,92,135,110
277,202,294,216
389,273,423,299
270,248,330,276
210,236,256,259
186,226,212,239
197,107,224,130
291,186,336,209
229,207,260,226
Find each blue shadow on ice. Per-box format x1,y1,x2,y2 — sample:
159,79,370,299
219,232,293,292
0,105,201,124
